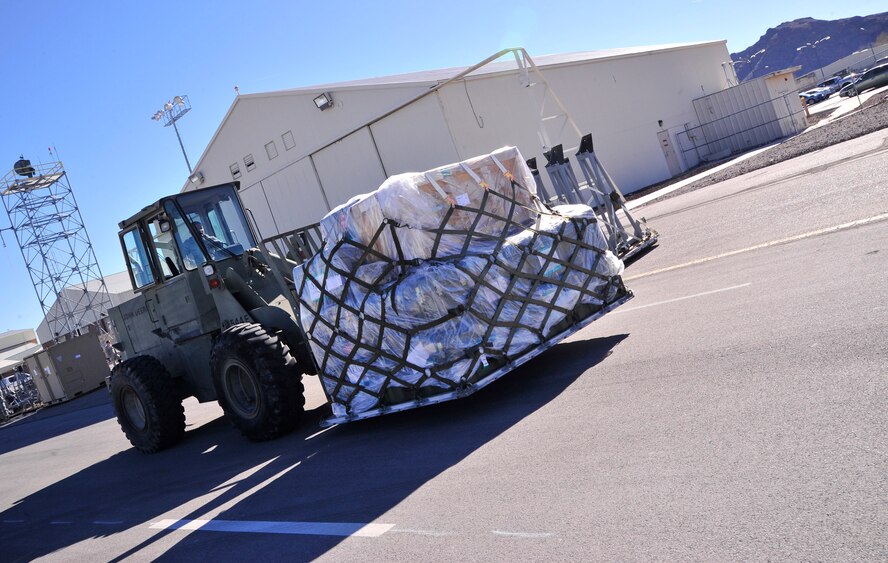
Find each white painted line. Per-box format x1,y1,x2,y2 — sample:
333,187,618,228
3,519,25,523
389,528,453,537
202,445,217,454
150,518,394,537
305,424,337,440
492,530,555,538
625,212,888,282
611,283,752,315
94,520,125,525
50,521,73,525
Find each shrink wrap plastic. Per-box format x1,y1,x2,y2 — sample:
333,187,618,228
294,147,625,416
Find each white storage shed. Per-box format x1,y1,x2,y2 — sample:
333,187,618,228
36,271,136,344
185,41,738,238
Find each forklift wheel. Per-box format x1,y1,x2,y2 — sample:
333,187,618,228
111,356,185,453
210,323,305,441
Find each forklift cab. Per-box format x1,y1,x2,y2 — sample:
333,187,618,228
118,183,256,290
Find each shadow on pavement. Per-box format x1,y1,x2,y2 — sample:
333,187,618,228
0,387,115,456
1,334,627,562
622,243,659,268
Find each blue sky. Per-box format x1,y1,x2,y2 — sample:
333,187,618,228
0,0,882,334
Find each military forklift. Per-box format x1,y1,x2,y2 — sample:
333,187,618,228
109,167,633,454
108,182,317,453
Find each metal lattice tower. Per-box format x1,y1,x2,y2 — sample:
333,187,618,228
1,158,113,342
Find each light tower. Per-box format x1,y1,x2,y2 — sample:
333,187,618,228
1,157,113,342
152,95,193,174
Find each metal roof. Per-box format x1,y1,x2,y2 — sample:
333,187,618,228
0,328,35,341
241,41,725,98
185,40,726,192
0,341,42,370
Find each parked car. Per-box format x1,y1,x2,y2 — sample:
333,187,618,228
845,64,888,96
800,87,830,105
839,78,861,97
839,73,859,89
816,76,844,94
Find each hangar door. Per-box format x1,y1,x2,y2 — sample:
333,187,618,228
259,158,330,234
238,183,275,240
312,128,388,211
370,93,460,176
238,157,331,239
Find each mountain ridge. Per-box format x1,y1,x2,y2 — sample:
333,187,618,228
731,12,888,81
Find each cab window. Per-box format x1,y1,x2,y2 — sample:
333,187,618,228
165,202,206,271
122,228,154,289
177,185,256,253
147,216,184,278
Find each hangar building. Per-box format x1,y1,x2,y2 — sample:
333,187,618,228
183,41,795,240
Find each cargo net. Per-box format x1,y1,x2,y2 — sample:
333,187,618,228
293,147,627,418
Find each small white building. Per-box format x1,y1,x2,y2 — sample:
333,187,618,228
0,328,41,377
184,41,746,238
687,67,806,161
36,271,136,344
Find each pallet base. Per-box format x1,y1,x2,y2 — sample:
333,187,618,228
322,291,633,427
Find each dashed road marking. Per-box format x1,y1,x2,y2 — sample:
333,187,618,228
625,212,888,282
305,424,337,440
492,530,555,538
611,283,752,314
389,528,454,537
150,518,394,537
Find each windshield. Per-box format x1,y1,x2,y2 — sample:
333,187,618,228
173,185,256,269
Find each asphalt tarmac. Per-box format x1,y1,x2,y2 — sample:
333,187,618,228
1,128,886,561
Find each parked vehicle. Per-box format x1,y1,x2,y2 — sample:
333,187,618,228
845,64,888,96
839,79,861,97
816,76,843,94
800,87,830,105
836,73,857,89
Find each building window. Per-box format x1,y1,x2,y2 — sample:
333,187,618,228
265,141,278,160
282,130,295,151
244,154,255,172
229,163,241,180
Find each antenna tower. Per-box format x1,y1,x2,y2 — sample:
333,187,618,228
1,157,113,342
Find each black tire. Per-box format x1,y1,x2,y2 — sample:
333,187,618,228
110,356,186,454
210,323,304,441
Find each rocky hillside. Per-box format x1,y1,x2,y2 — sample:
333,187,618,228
732,12,888,81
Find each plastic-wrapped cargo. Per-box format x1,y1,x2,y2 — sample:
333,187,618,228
293,146,627,418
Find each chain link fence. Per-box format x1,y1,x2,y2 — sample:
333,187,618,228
675,92,807,165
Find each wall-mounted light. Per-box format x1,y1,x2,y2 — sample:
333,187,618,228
189,171,205,184
313,92,333,111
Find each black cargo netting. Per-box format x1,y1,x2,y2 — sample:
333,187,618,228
292,150,627,417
